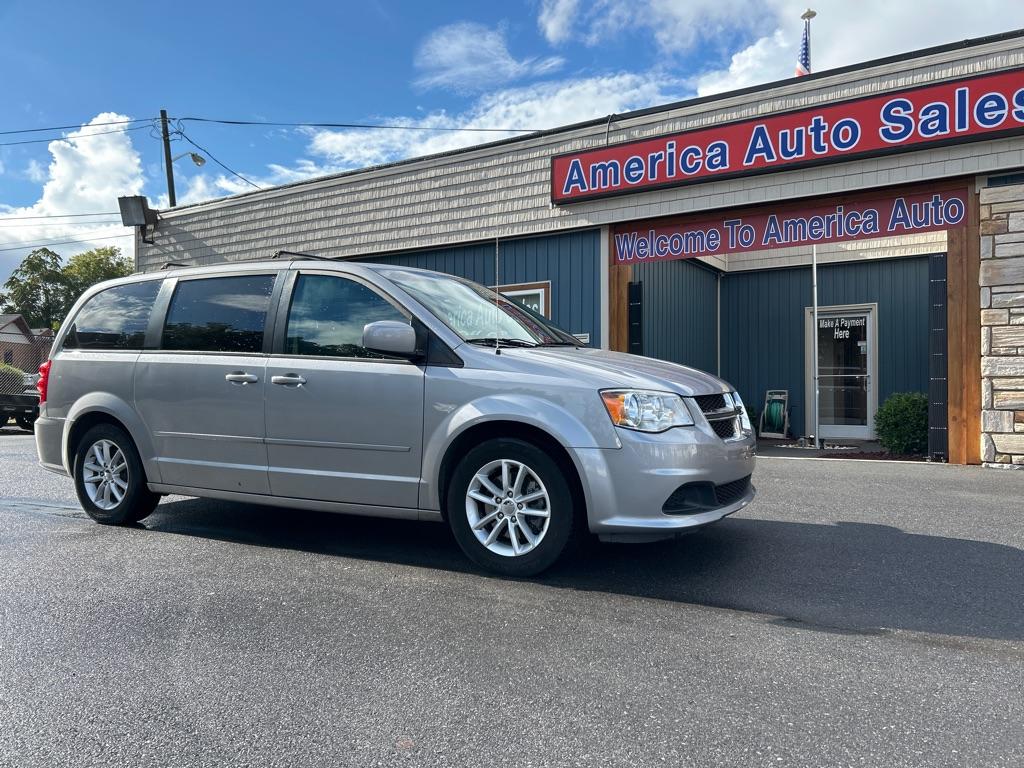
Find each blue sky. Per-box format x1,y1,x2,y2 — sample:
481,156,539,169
2,0,1023,283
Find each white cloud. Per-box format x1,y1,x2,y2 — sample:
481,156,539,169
25,159,46,183
539,0,763,53
305,72,684,171
0,113,141,283
538,0,580,44
690,1,1024,95
414,22,564,94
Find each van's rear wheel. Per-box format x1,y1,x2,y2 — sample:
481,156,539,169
447,438,574,577
73,424,159,525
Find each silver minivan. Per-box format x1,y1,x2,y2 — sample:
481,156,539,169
35,257,756,575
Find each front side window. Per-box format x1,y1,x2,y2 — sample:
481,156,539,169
162,274,276,353
64,280,162,351
285,274,408,359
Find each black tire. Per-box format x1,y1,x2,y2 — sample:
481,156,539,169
15,416,34,432
73,423,160,525
446,438,576,577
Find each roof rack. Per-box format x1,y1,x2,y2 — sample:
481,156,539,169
272,250,335,262
160,261,191,270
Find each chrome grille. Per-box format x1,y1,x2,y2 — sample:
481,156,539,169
693,392,741,441
692,393,727,412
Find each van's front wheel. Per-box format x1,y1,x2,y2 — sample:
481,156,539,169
73,424,159,525
447,438,574,577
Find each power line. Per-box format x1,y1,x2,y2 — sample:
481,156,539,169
0,219,121,228
0,220,122,228
0,211,120,221
0,117,153,136
0,232,133,253
0,124,152,148
178,130,261,190
179,116,543,133
0,224,130,244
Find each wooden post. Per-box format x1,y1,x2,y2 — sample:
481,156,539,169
608,230,631,352
946,189,982,465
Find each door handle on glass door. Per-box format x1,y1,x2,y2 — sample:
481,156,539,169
225,372,258,385
271,374,306,387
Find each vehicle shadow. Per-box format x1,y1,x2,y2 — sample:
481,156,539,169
141,498,1024,643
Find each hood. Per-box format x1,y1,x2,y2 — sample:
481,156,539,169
464,345,732,396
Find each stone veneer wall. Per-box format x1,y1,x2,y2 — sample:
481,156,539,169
980,182,1024,467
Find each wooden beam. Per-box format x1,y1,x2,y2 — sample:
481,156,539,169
945,188,983,466
608,230,631,352
947,225,966,464
964,189,982,465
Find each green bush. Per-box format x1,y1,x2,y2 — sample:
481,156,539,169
0,362,26,397
874,392,929,455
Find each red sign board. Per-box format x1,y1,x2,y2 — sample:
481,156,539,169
553,68,1024,204
610,187,968,265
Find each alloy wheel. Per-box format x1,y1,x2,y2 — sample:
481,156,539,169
465,459,551,557
82,439,129,511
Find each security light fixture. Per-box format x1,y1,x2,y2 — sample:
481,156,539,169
172,151,206,167
117,195,158,244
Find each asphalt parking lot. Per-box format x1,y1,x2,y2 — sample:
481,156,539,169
0,427,1021,767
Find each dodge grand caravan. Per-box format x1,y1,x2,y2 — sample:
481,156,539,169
35,257,756,576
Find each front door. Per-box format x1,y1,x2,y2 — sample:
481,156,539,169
265,272,425,509
805,304,878,440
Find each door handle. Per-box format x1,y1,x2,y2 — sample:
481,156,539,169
225,371,258,385
271,374,307,387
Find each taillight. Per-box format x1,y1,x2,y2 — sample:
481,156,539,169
37,360,51,405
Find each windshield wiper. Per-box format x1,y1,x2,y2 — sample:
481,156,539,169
464,337,538,347
536,341,577,346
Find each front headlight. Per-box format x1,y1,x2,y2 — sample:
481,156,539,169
600,389,694,432
733,391,753,433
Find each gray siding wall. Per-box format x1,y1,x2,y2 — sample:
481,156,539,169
720,256,931,436
358,230,602,347
137,36,1024,271
634,259,718,374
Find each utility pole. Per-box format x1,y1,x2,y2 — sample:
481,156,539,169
160,109,176,208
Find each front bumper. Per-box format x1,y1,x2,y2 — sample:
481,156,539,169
572,425,756,543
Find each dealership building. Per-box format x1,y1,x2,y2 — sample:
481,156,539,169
133,30,1024,467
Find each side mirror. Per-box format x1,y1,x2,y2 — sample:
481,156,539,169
362,320,420,359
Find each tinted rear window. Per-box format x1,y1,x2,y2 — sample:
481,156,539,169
162,275,276,353
64,280,162,351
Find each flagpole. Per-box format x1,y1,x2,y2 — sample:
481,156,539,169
812,243,820,448
800,7,819,447
802,9,815,62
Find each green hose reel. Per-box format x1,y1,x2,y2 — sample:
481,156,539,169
759,390,789,438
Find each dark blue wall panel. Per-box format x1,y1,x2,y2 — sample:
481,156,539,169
720,256,932,436
359,230,602,346
634,258,719,374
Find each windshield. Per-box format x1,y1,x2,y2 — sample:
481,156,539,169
385,269,581,347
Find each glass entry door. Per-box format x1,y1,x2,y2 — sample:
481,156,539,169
805,305,877,440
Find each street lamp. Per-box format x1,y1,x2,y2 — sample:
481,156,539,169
172,151,206,167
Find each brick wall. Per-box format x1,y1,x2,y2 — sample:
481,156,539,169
979,183,1024,467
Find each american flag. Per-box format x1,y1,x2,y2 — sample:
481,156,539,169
795,20,811,77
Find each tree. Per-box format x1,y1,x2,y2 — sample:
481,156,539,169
0,246,134,330
62,247,133,304
0,248,66,329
